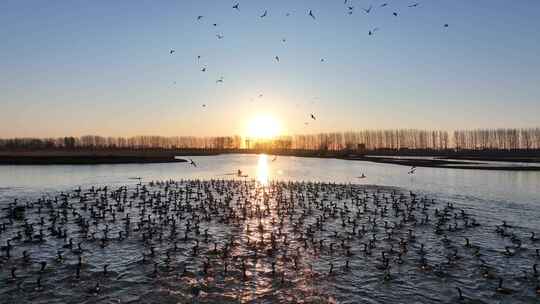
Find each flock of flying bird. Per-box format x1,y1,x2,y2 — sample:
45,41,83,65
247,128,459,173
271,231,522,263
168,1,449,126
0,180,539,302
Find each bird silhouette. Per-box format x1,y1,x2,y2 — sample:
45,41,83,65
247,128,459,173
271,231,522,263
444,24,449,27
368,28,380,36
275,56,280,62
408,166,417,175
233,3,239,10
393,12,398,16
363,6,372,14
216,34,224,39
380,3,388,7
408,3,420,8
309,10,316,19
197,16,204,20
188,159,197,167
310,113,316,120
201,67,207,72
169,49,175,55
216,77,224,83
260,10,268,18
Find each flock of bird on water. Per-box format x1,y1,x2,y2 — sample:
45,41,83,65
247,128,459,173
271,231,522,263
168,1,449,125
0,177,539,303
1,2,539,303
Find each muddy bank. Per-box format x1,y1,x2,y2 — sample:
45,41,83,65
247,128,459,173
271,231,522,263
342,156,540,171
0,154,187,165
1,149,539,170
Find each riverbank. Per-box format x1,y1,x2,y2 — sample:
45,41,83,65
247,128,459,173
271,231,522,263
342,156,540,171
0,150,188,165
1,149,539,170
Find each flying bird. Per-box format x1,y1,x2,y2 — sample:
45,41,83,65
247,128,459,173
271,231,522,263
281,38,287,43
260,10,268,18
363,5,372,14
197,55,201,61
275,56,280,62
197,16,204,20
216,77,224,83
169,49,175,55
368,28,380,36
380,3,388,7
202,104,206,107
309,10,316,19
258,94,263,98
216,34,224,39
408,3,420,7
310,113,316,120
408,166,417,174
444,24,449,27
201,67,207,72
393,12,398,16
271,156,277,162
213,23,218,27
189,159,197,167
233,3,239,10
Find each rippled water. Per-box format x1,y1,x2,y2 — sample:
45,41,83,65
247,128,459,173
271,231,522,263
0,154,539,303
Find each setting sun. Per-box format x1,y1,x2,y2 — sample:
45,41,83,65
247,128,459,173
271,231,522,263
245,115,282,139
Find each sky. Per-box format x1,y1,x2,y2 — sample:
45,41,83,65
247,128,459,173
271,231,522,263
1,0,539,138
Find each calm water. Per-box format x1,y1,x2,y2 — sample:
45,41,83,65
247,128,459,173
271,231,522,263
1,154,539,227
0,154,539,303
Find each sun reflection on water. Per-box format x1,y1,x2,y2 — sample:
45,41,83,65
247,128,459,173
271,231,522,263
256,154,269,185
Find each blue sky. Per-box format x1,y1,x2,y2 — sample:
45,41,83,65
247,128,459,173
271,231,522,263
1,0,539,137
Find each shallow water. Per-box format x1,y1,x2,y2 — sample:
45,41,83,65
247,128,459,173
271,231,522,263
0,154,539,303
1,154,539,228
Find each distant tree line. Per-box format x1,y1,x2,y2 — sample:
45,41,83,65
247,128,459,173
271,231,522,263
0,135,242,150
1,128,538,151
453,128,540,150
287,130,450,151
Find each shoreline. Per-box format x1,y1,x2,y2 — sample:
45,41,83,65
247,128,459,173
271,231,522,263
0,149,539,170
340,156,540,171
0,153,187,165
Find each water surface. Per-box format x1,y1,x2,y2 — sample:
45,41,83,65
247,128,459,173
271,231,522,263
0,154,539,304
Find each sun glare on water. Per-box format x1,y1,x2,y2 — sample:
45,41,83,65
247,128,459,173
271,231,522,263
246,115,282,139
257,154,270,186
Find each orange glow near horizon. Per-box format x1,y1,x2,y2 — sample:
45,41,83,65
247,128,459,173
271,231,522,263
245,115,282,139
